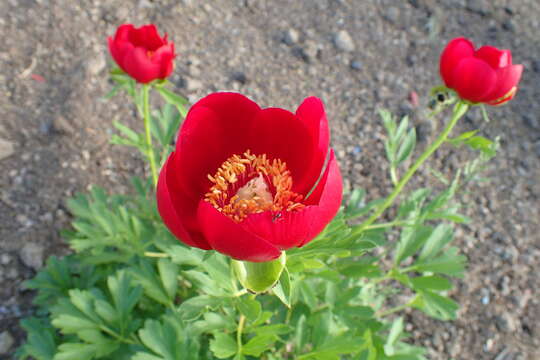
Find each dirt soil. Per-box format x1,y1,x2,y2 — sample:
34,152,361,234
0,0,539,359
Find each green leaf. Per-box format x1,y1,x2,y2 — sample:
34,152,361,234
394,225,432,265
156,87,189,118
17,317,57,360
157,258,179,300
413,290,458,320
396,129,416,165
272,267,291,308
242,334,277,357
384,317,404,355
410,276,452,291
138,319,184,360
413,247,466,277
418,224,453,261
129,260,171,306
177,295,224,321
210,333,237,359
237,297,261,322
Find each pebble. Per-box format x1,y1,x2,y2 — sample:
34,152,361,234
532,60,540,73
20,242,45,270
0,331,14,355
466,0,491,16
385,6,400,23
350,60,362,70
283,28,299,45
0,138,15,161
294,41,318,63
333,30,355,52
231,71,247,85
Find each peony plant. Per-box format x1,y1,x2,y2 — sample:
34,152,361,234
16,26,522,360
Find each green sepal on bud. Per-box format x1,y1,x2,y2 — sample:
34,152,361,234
232,252,286,294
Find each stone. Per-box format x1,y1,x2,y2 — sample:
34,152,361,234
0,138,14,161
385,7,400,23
283,28,299,45
0,331,14,355
466,0,491,16
333,30,355,52
20,242,45,270
350,60,362,70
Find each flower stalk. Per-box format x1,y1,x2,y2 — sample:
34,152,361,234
142,84,158,187
353,101,469,236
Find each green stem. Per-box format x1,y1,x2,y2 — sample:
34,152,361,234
365,220,415,230
376,296,417,317
390,167,398,186
352,102,468,237
142,84,158,187
236,315,246,354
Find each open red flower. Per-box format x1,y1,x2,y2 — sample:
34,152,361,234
440,37,523,105
157,93,343,262
108,24,175,83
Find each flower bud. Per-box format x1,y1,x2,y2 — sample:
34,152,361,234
232,252,286,293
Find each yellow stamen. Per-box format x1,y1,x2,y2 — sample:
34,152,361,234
204,150,304,222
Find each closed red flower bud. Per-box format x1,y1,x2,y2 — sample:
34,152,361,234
440,37,523,105
157,93,343,262
108,24,175,83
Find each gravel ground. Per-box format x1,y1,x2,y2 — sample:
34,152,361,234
0,0,539,359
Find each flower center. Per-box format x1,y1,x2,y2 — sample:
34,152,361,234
205,150,305,223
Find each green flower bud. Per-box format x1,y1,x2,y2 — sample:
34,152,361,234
232,252,286,293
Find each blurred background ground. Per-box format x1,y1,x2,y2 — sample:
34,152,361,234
0,0,539,359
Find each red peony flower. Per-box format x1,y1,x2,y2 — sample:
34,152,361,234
108,24,175,84
157,93,343,262
439,37,523,105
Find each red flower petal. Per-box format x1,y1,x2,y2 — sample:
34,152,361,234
451,57,497,103
294,97,330,195
439,37,474,88
174,94,261,200
128,24,165,51
108,36,135,69
481,64,523,103
197,200,282,262
240,150,342,249
474,46,512,69
152,43,176,78
245,108,316,193
121,47,162,83
157,153,211,250
114,24,135,42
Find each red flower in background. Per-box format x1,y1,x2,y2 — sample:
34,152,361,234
440,37,523,105
108,24,175,83
157,93,342,262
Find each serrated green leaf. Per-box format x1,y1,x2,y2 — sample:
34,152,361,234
210,333,237,359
